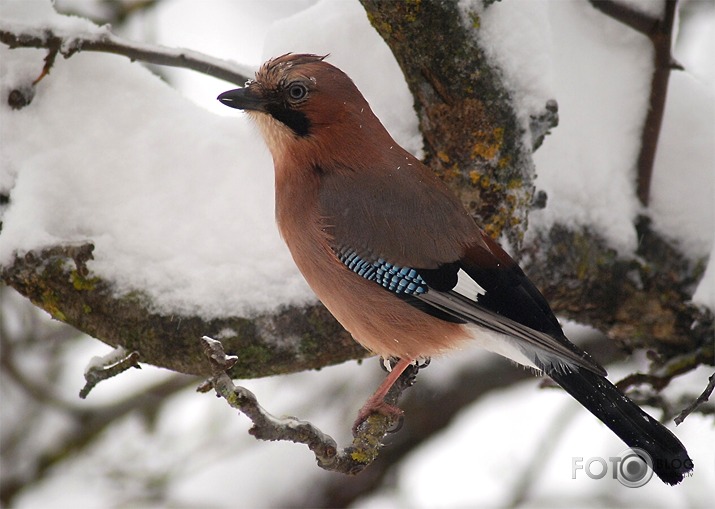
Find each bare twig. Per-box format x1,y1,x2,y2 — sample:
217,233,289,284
32,39,60,85
0,21,253,88
588,0,680,206
675,371,715,425
616,343,714,394
80,348,141,399
199,336,419,475
589,0,660,36
612,343,714,423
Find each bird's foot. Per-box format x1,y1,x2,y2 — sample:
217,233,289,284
352,357,424,435
352,394,404,435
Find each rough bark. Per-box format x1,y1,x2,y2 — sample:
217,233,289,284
361,0,539,246
1,244,367,379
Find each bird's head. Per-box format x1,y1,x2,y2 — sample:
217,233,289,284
218,53,390,167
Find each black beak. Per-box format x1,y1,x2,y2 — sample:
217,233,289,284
217,87,267,112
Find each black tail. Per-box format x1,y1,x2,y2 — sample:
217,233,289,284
548,367,693,485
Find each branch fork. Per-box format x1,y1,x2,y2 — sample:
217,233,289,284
199,336,420,474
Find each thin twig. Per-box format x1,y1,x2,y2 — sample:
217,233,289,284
613,343,714,423
32,40,60,85
199,336,418,475
616,343,713,393
588,0,680,206
80,349,141,399
588,0,660,36
0,21,253,87
675,371,715,425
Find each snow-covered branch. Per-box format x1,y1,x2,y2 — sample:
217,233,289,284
0,20,254,90
1,244,370,379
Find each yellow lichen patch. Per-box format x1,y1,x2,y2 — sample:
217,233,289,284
484,222,501,239
366,12,392,36
479,174,500,191
439,165,462,183
70,270,100,291
468,10,481,29
350,449,373,464
506,177,522,190
471,127,504,162
509,214,523,227
40,288,67,322
404,0,421,22
469,170,481,186
471,141,496,161
437,151,451,163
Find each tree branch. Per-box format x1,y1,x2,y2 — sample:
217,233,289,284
588,0,680,206
1,244,369,379
674,371,715,425
79,348,141,399
288,332,655,507
0,20,253,91
200,336,420,475
359,0,540,247
588,0,660,36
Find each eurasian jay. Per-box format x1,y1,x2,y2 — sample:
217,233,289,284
218,53,692,485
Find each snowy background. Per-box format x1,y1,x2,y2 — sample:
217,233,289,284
1,0,713,507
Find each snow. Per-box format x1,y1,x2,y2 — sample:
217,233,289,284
677,1,715,87
0,0,96,30
150,0,315,115
528,0,652,254
84,345,127,374
481,0,713,265
0,4,312,318
692,255,714,309
649,71,715,260
1,0,713,507
469,0,555,124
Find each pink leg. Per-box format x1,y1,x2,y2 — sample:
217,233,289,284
353,357,413,433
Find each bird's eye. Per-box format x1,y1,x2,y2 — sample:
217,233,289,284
287,83,308,101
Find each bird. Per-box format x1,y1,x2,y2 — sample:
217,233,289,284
217,53,693,485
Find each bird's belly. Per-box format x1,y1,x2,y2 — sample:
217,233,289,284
301,256,469,359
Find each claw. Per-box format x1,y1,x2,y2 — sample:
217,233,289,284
416,357,431,369
387,414,405,433
352,357,415,435
379,357,394,373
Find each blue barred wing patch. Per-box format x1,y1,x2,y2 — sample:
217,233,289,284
335,247,428,296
